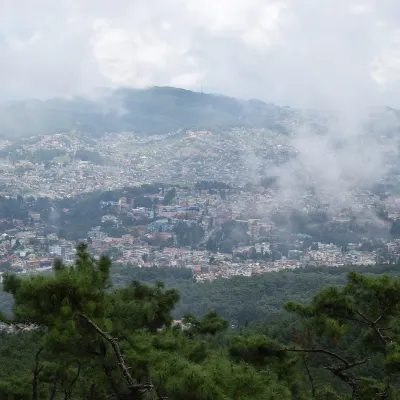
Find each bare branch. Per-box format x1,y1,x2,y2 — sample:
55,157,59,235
80,314,136,388
355,311,374,325
326,310,392,346
329,369,360,398
326,358,370,374
32,346,44,400
88,383,95,400
80,313,152,397
330,313,371,327
303,359,315,399
49,372,59,400
374,328,391,346
355,311,391,345
279,348,350,366
377,376,392,400
373,325,391,346
102,363,124,400
70,362,81,393
64,362,81,400
279,347,370,398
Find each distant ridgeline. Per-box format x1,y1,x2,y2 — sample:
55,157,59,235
0,86,294,138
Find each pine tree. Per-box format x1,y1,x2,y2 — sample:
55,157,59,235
282,272,400,399
0,243,296,399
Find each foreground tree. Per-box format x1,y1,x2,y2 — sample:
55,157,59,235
4,244,400,398
282,272,400,399
0,243,294,399
3,243,155,398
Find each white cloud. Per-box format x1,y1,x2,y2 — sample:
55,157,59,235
348,2,373,15
5,31,42,52
1,0,400,108
90,17,198,88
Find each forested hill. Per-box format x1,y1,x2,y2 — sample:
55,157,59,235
112,262,400,325
0,86,293,138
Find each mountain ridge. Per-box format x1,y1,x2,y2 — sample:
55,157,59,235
0,86,293,138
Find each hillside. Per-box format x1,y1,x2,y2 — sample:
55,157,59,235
111,263,400,324
0,87,294,138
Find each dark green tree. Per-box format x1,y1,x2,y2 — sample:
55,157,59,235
0,243,297,399
283,272,400,399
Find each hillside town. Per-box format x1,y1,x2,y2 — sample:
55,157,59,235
0,129,398,282
0,179,398,283
0,128,293,198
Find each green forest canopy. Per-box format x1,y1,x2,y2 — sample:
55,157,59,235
0,245,400,398
112,262,400,325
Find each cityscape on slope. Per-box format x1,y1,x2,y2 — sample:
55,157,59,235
7,2,400,398
0,88,398,281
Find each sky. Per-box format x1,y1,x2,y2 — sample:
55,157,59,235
2,0,400,108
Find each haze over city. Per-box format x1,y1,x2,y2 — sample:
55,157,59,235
2,2,400,398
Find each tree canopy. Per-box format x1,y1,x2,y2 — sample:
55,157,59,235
1,245,400,398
